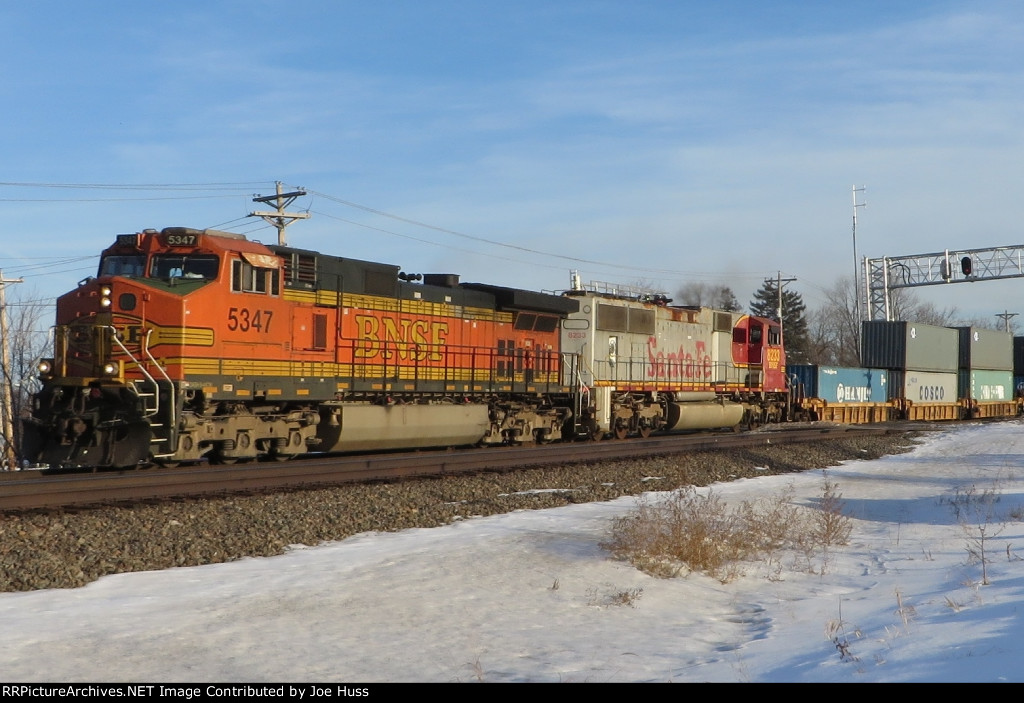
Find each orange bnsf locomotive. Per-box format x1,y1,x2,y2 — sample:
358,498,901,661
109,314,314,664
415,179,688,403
22,227,788,469
23,227,581,468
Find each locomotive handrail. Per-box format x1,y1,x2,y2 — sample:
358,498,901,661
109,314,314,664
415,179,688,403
140,327,176,420
105,327,161,415
106,325,158,414
106,326,173,422
108,326,177,458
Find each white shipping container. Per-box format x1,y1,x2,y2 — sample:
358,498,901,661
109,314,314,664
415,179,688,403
901,371,958,404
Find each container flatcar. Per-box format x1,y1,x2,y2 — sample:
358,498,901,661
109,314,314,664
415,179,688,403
788,364,891,423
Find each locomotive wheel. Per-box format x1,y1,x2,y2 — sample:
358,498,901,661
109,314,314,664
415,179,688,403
614,425,630,440
638,425,653,439
589,426,604,441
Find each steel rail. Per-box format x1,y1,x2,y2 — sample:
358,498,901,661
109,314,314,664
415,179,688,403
0,425,908,512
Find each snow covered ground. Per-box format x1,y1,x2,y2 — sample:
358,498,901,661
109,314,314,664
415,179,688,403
3,421,1024,682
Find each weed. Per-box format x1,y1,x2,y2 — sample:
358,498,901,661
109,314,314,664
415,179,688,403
944,595,965,613
611,587,644,607
603,487,746,582
953,486,1005,586
604,477,852,582
894,588,916,627
825,619,860,663
586,584,644,608
467,658,486,682
814,473,852,548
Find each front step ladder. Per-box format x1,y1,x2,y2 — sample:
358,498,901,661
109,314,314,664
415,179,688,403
109,325,177,459
133,380,175,459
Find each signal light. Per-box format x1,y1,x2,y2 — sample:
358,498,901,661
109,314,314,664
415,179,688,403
961,256,973,276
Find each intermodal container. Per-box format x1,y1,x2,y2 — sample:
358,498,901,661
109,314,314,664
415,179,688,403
861,321,958,372
957,327,1012,371
890,370,958,403
958,369,1014,401
1014,337,1024,375
789,365,888,404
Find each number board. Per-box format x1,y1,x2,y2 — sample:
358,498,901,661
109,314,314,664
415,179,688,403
162,232,200,247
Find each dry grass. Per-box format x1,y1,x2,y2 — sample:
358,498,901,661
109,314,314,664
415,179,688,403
604,475,852,582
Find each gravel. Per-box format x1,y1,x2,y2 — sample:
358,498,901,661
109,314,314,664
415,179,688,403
0,431,923,592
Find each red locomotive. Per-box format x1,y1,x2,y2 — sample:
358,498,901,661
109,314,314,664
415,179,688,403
22,227,789,469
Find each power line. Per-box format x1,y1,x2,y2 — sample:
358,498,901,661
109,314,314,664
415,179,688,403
0,194,257,203
304,187,767,280
0,179,771,283
0,181,273,203
0,181,268,190
0,256,98,274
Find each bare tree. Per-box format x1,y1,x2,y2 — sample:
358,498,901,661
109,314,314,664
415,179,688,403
807,277,965,367
888,289,959,326
0,290,51,468
806,278,861,366
955,314,1017,334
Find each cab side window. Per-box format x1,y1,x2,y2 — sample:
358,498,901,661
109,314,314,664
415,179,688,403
232,259,280,295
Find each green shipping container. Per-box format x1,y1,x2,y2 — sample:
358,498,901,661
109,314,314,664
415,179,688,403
861,321,959,373
957,327,1013,371
958,369,1014,401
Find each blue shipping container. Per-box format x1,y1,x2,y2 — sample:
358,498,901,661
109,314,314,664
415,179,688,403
789,365,889,404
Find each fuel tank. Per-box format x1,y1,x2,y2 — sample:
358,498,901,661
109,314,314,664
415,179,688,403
317,403,491,452
663,401,744,431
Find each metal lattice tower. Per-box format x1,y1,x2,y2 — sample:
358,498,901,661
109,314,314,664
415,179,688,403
865,245,1024,320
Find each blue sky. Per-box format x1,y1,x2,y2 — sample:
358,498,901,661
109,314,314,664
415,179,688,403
3,1,1024,320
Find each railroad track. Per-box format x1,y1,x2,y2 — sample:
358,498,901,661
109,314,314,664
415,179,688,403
0,424,919,511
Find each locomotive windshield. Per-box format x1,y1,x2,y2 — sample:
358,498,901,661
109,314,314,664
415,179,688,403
99,254,146,277
150,254,220,280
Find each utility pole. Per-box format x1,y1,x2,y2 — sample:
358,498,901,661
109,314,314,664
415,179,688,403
0,270,24,470
996,310,1018,333
250,181,310,246
773,271,798,346
851,185,867,352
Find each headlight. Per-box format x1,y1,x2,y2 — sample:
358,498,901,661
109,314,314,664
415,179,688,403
37,359,53,375
99,285,112,308
102,362,119,376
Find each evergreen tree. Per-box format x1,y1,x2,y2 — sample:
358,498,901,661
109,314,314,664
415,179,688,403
749,278,810,364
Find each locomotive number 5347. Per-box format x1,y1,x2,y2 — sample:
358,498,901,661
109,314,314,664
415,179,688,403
227,307,274,333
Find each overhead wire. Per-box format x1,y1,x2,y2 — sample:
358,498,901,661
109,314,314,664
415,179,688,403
0,181,268,190
0,180,775,286
303,187,769,280
311,210,587,275
0,181,273,203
